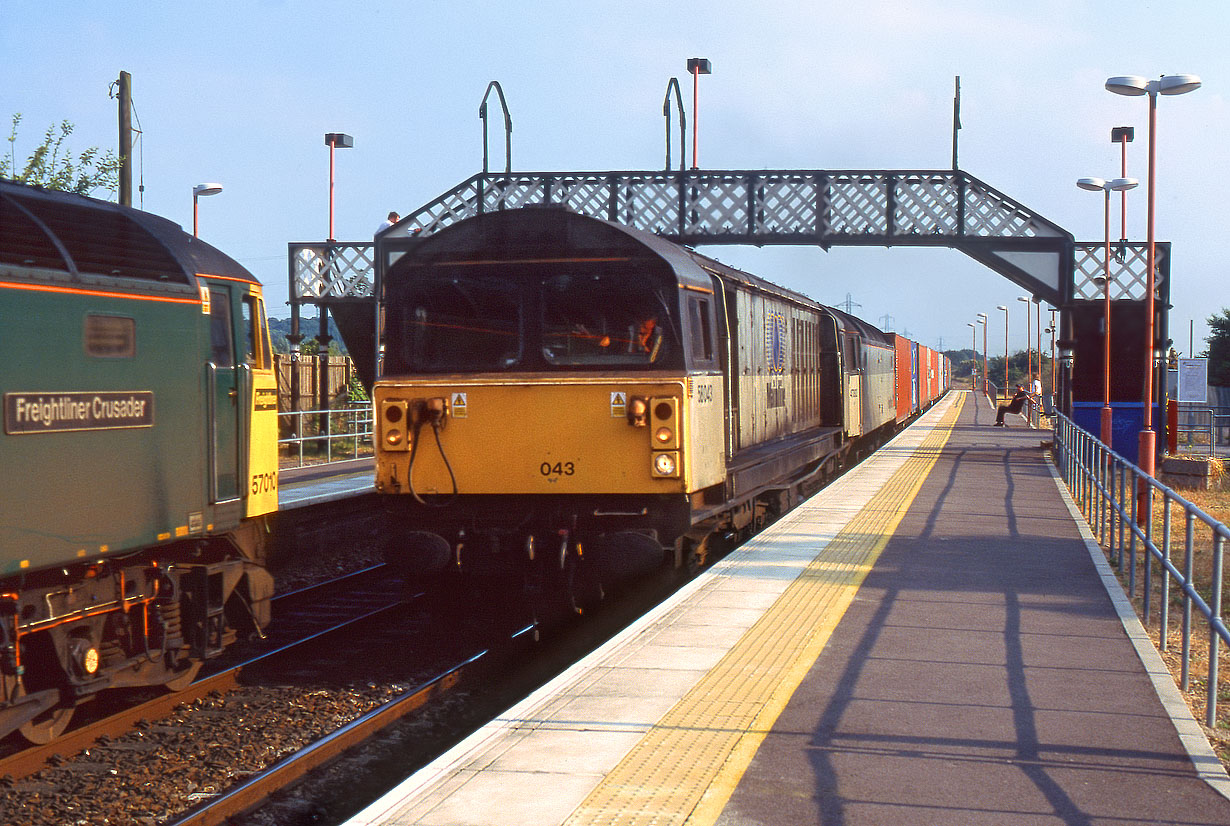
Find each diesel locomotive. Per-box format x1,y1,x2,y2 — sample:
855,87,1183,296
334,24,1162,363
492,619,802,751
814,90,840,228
371,207,949,600
0,181,278,742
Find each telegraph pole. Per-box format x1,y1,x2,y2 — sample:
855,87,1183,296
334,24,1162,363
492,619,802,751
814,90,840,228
117,71,133,207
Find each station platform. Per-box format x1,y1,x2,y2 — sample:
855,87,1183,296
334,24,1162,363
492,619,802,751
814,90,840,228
278,457,373,510
343,391,1230,826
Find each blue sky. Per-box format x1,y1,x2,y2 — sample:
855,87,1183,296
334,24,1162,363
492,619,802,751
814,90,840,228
4,1,1227,359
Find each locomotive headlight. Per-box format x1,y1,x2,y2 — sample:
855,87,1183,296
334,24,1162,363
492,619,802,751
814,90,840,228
652,451,679,477
69,638,99,676
380,400,411,451
654,426,673,444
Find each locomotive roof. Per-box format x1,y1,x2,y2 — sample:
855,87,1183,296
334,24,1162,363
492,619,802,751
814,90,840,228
0,180,256,293
381,207,718,294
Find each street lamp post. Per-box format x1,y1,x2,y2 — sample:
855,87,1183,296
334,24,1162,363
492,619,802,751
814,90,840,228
1048,308,1057,395
1017,296,1032,392
1077,176,1139,445
686,58,711,170
192,183,222,238
997,305,1009,399
1111,126,1135,245
967,322,978,390
977,313,988,397
324,132,354,242
1105,73,1200,480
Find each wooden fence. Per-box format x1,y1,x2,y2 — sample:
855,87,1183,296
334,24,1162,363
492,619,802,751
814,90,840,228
274,354,358,413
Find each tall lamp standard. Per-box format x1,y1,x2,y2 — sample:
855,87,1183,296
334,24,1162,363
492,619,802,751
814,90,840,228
1105,73,1200,480
977,313,988,397
996,305,1009,398
686,58,711,170
1077,176,1139,445
192,183,222,238
1017,296,1032,390
967,322,978,390
324,132,354,242
1048,308,1058,395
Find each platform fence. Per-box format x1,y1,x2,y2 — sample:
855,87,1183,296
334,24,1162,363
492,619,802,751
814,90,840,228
278,403,373,468
1053,412,1230,727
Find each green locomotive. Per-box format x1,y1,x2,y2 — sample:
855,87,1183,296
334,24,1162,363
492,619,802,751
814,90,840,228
0,181,279,742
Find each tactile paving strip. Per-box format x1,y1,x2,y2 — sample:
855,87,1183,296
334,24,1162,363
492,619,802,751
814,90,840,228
563,396,964,826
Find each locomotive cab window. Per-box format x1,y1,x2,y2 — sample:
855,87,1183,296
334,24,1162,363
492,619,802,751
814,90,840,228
241,296,272,369
687,296,714,364
208,290,234,368
388,273,522,372
541,273,677,367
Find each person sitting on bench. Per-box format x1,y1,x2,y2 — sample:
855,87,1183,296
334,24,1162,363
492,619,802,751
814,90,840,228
995,384,1029,426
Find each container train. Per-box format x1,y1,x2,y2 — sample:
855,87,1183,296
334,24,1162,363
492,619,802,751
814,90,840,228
372,207,949,603
0,181,278,742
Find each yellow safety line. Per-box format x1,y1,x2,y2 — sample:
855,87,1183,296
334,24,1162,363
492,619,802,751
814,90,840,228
563,394,965,826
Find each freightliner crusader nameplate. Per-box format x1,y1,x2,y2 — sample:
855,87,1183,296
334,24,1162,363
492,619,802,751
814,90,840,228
4,391,155,434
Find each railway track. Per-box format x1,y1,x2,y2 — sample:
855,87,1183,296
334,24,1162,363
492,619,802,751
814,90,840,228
0,565,405,780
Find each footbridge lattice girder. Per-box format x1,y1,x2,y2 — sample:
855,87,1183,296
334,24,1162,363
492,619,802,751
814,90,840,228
289,169,1167,314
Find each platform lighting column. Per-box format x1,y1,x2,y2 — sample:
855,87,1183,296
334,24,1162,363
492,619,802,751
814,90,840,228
192,183,222,238
977,313,988,397
1048,308,1058,395
1035,297,1043,391
997,305,1009,400
687,58,711,170
324,132,354,242
1105,74,1200,481
1017,296,1032,390
1112,126,1135,243
1078,176,1139,446
967,322,978,390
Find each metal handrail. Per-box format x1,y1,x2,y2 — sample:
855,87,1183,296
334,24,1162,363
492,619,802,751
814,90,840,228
1052,412,1230,726
278,404,373,468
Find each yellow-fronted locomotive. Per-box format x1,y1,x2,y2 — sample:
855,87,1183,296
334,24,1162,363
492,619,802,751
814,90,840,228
372,207,948,598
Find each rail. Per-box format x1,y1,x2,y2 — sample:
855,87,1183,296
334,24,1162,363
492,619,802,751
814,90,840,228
278,403,373,468
1052,411,1230,726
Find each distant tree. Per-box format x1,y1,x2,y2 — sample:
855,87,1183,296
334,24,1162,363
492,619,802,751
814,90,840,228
1,113,122,196
1205,308,1230,386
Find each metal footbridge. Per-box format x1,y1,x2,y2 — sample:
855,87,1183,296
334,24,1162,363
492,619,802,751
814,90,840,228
287,168,1170,403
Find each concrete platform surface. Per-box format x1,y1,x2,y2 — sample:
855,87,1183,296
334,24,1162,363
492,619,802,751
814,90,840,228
342,392,1230,826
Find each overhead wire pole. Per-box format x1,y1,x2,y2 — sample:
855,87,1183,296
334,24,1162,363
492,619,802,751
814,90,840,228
117,71,132,207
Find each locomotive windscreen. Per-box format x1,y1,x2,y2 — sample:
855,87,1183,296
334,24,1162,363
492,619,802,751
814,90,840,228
383,265,681,374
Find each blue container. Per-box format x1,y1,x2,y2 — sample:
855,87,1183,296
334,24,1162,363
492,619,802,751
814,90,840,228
1071,402,1161,460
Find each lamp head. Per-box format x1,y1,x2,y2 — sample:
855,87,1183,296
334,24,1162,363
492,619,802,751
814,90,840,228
1077,177,1107,192
1108,177,1138,192
1106,75,1150,96
687,58,712,75
996,305,1008,311
193,183,223,198
1017,296,1029,304
1159,74,1201,95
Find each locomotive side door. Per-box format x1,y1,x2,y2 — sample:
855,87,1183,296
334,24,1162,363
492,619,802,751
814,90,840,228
205,284,242,503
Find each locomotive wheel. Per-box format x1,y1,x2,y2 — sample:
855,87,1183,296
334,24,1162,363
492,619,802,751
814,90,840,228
16,689,73,744
161,660,203,693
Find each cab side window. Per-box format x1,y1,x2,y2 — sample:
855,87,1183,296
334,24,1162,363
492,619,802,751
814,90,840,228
688,297,714,363
209,290,234,367
241,296,272,368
